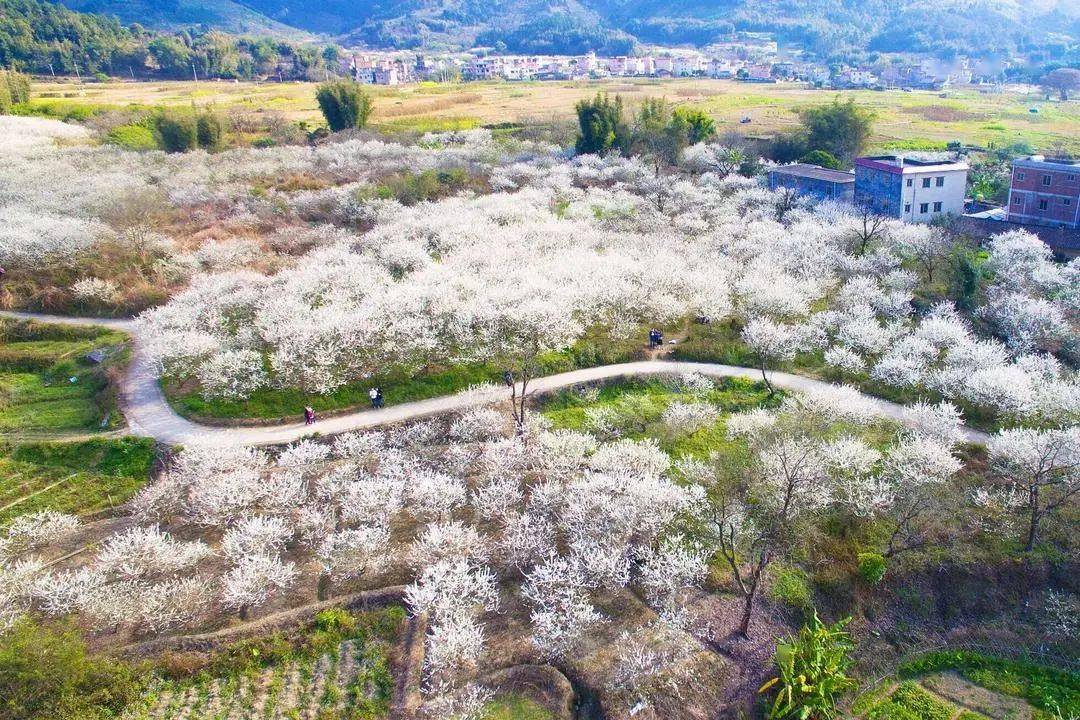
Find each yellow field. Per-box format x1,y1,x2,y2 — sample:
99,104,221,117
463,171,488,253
29,77,1080,152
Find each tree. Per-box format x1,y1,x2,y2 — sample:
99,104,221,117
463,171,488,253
315,80,373,132
673,106,716,145
799,150,842,170
196,111,224,150
741,317,800,395
800,98,875,162
155,111,197,153
760,612,856,719
0,618,146,720
987,428,1080,551
1041,68,1080,101
574,93,629,156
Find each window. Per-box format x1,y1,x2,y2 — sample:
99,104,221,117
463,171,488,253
933,201,943,212
1013,195,1021,205
1042,175,1052,186
921,178,931,188
1038,199,1049,210
906,178,913,187
904,204,912,213
935,176,944,187
1017,172,1025,181
920,203,929,214
1068,174,1076,181
1064,198,1072,206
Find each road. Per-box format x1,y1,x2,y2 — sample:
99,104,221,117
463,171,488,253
1,310,991,447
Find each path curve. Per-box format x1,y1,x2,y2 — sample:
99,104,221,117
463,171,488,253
1,310,991,447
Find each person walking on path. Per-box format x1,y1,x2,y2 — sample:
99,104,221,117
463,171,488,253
369,387,379,409
375,387,384,408
304,406,315,425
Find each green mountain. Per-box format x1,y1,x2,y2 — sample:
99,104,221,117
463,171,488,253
24,0,1080,61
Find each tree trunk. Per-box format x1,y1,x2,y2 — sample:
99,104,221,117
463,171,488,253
738,586,756,638
239,605,249,621
1025,485,1040,552
760,359,774,396
317,574,331,601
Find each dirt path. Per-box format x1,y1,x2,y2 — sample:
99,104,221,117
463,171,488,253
1,310,992,448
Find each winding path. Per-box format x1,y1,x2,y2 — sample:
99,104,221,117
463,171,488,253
1,310,991,447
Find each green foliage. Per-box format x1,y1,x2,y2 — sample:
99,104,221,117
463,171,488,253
155,111,198,153
799,150,843,170
0,618,147,720
674,106,717,145
898,651,1079,717
857,552,887,584
800,97,876,162
769,566,814,612
363,168,472,206
575,93,629,156
762,611,856,719
0,68,30,113
315,80,374,132
0,437,156,524
314,608,357,634
106,123,157,151
947,248,986,312
196,111,224,150
868,682,953,720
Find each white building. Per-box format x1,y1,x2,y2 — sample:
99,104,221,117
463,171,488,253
855,155,969,223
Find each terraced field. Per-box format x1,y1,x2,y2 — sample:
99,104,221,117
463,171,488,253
138,638,391,720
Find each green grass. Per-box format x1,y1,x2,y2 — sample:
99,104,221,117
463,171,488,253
899,651,1080,719
0,437,157,524
482,694,554,720
541,375,779,464
165,324,651,423
0,319,129,434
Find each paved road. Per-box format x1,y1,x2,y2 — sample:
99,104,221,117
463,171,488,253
2,310,991,447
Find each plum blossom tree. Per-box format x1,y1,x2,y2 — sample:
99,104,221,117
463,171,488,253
741,317,802,395
220,552,298,620
987,427,1080,550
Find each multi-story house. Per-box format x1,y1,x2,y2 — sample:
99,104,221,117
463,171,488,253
1007,156,1080,229
854,155,968,222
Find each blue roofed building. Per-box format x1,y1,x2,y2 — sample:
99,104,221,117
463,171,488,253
767,163,855,202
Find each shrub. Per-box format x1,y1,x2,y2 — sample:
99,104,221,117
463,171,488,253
0,618,147,720
106,124,157,151
155,112,198,153
314,607,357,634
315,80,373,132
857,552,887,584
800,149,843,169
870,682,953,720
196,111,224,150
770,566,813,612
761,611,856,719
0,69,31,114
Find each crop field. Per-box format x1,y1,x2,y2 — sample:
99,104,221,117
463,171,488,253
0,437,157,524
0,319,129,436
26,77,1080,152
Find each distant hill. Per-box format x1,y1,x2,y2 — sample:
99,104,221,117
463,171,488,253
28,0,1080,61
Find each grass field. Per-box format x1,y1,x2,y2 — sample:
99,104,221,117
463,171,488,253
482,694,554,720
0,319,129,436
0,437,157,524
26,77,1080,153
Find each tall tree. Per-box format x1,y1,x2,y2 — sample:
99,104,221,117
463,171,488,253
800,97,875,162
574,93,629,156
315,79,374,132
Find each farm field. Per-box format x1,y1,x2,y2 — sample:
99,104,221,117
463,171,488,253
0,318,129,437
25,77,1080,153
0,437,157,524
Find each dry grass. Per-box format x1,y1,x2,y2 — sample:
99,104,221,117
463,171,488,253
27,77,1080,152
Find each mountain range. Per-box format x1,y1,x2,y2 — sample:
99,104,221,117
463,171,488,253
38,0,1080,59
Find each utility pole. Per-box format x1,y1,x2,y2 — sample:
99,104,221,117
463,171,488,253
73,62,81,81
192,62,199,83
48,63,55,78
129,66,135,81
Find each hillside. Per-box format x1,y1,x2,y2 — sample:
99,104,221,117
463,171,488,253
51,0,307,36
121,0,1080,58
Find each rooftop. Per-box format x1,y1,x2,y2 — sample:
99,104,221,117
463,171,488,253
1014,155,1080,167
856,155,968,173
769,163,855,183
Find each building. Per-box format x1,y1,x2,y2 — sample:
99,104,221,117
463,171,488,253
768,164,855,202
854,155,968,222
1006,156,1080,229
